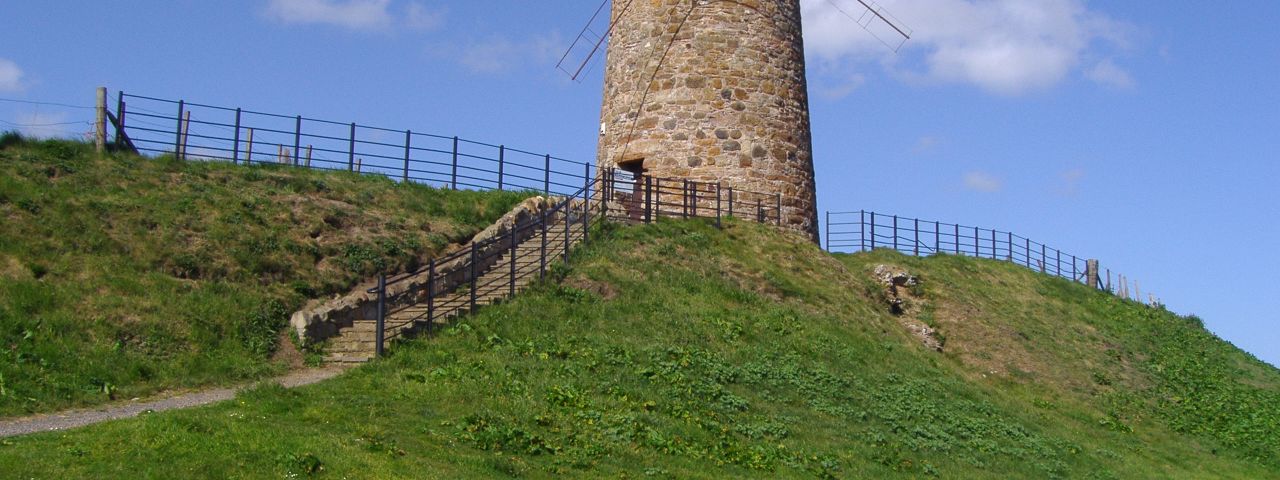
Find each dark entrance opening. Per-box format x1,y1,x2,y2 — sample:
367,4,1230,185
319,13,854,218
615,158,646,221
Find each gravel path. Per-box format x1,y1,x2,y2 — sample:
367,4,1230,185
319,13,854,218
0,367,349,438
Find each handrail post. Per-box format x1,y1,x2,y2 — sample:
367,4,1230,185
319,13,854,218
509,225,517,297
426,259,436,327
347,122,356,171
584,163,591,201
756,199,763,223
451,136,459,190
1007,232,1013,261
728,187,735,217
497,145,505,191
990,230,996,260
403,130,412,182
582,192,590,243
469,245,478,313
375,274,386,358
540,210,548,279
563,205,571,264
232,108,241,165
1041,244,1047,273
543,154,551,194
1026,238,1031,268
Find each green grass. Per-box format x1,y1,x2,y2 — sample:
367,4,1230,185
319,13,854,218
0,134,529,416
1,217,1276,478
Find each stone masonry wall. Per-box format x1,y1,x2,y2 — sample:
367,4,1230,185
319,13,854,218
596,0,818,241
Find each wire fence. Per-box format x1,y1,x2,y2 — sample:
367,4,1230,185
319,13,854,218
114,92,596,196
825,210,1156,304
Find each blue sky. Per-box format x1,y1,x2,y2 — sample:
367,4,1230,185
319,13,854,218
2,1,1277,366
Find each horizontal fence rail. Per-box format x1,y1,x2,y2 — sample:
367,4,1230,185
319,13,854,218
114,92,595,196
825,210,1155,304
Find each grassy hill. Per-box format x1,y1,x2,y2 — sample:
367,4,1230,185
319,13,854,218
0,134,527,416
1,216,1277,478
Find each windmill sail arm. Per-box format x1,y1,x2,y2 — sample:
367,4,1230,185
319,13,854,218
557,0,641,81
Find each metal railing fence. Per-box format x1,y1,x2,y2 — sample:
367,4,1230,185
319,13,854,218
114,92,595,196
824,210,1154,303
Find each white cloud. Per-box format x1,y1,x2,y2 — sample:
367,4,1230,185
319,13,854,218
443,32,564,75
1085,58,1134,89
405,2,444,30
263,0,442,31
801,0,1135,96
814,73,866,100
0,58,24,93
1057,168,1085,195
912,135,940,154
962,171,1003,192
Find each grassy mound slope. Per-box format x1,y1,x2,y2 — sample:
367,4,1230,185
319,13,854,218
1,217,1277,478
0,135,527,416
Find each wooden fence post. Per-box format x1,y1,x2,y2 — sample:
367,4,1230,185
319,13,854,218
94,87,107,152
245,128,254,165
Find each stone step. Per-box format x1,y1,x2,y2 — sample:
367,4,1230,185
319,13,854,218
324,353,373,364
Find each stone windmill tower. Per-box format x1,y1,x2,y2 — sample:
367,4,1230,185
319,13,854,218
593,0,820,241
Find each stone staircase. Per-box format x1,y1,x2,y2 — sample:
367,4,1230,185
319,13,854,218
322,208,587,363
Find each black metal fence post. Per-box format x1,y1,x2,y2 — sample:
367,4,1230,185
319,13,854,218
870,212,876,250
914,218,920,256
776,194,782,226
403,130,412,182
973,227,979,257
728,188,735,217
563,205,571,263
174,100,184,159
232,108,241,165
114,91,125,146
584,163,591,201
934,221,940,254
990,229,996,259
375,274,386,358
497,145,505,191
756,199,763,223
644,176,653,224
293,115,302,165
543,154,551,194
451,136,459,190
859,211,866,251
347,122,356,172
582,192,590,243
682,179,689,219
892,215,899,252
1008,232,1013,261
